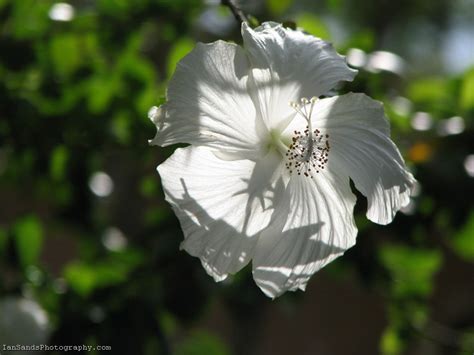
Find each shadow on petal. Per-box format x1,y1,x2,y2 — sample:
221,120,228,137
320,94,417,224
167,172,343,294
252,217,348,298
167,178,260,281
232,151,284,234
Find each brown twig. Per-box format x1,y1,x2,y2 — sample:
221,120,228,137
221,0,248,24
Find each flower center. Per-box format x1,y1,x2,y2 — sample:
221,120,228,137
284,97,330,178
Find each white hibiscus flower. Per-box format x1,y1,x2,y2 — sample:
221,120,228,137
149,22,416,298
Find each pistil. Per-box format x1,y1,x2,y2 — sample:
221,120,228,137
285,97,330,178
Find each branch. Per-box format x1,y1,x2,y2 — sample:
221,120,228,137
221,0,248,24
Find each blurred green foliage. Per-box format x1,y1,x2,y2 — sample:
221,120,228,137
175,330,230,355
13,216,44,270
294,13,330,40
451,211,474,261
0,0,473,354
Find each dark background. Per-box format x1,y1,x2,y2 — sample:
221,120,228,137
0,0,473,354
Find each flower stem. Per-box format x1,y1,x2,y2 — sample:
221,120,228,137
220,0,248,24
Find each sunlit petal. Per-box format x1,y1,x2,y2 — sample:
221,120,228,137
242,22,357,131
150,41,266,159
158,146,282,281
288,93,416,225
252,170,357,298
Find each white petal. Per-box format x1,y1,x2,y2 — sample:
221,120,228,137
158,146,282,281
242,22,357,130
150,41,266,158
252,171,357,298
304,93,416,224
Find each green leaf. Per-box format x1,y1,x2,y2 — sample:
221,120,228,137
460,68,474,112
167,38,195,79
13,216,43,268
111,111,132,145
247,15,260,29
407,77,453,113
345,30,376,52
160,311,178,337
50,145,69,181
49,34,82,78
175,330,230,355
144,207,171,227
10,0,50,39
98,0,148,14
384,102,411,132
408,78,447,102
64,250,144,297
294,13,330,40
327,0,343,11
87,74,119,114
380,326,403,355
140,176,159,197
64,263,97,297
450,211,474,261
379,245,442,298
459,328,474,354
418,196,434,216
266,0,293,15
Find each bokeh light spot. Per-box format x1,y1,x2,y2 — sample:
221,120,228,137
102,227,127,252
464,155,474,177
49,3,75,22
411,112,433,131
409,142,433,163
437,116,465,136
89,172,114,197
